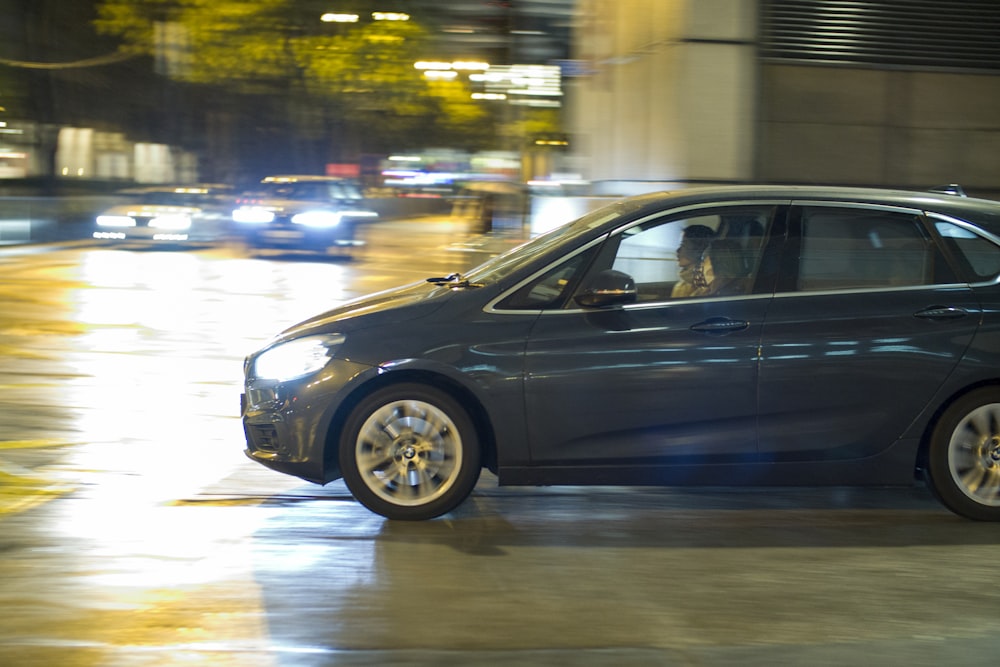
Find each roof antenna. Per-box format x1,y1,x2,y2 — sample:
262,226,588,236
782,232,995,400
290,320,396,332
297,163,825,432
929,184,967,197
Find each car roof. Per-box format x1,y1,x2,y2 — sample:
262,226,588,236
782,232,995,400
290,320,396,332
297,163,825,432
260,175,355,184
118,183,234,195
621,184,1000,232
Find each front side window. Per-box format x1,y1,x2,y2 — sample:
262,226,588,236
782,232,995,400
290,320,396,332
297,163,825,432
796,207,955,291
495,246,599,310
574,206,773,304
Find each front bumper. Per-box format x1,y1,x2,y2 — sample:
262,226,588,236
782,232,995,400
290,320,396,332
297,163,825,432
242,221,362,251
240,358,373,484
92,222,225,244
93,227,194,243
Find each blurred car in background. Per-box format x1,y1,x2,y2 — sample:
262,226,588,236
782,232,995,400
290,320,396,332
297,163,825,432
231,175,377,257
452,180,528,234
93,184,235,246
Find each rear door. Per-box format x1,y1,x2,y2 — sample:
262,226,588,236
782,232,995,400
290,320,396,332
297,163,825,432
757,202,981,462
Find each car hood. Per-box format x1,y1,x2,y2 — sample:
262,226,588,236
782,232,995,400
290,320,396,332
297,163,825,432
274,279,458,342
248,198,372,213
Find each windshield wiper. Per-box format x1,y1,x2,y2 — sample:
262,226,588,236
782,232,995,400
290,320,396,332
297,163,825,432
426,272,461,284
426,273,483,288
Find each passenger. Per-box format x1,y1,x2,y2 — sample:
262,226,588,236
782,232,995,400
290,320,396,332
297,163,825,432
692,239,748,297
671,224,715,298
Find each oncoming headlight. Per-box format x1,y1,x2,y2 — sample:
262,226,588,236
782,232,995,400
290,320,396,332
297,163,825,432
97,215,136,228
233,207,275,224
291,210,341,227
150,214,192,230
252,334,346,381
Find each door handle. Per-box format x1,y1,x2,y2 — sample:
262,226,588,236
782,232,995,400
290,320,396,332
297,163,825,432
913,306,968,320
690,317,750,334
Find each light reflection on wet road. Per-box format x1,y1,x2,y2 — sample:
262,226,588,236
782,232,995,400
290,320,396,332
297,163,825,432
1,218,999,666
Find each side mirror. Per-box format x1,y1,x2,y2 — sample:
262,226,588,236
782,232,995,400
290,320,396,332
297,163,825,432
574,269,637,308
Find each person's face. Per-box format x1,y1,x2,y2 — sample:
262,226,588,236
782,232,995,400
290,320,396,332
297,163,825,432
678,242,699,268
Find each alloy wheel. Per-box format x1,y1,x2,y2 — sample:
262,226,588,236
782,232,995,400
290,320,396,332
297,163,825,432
354,399,463,507
948,403,1000,507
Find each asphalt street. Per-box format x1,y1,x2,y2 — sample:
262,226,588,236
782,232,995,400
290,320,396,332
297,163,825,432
0,216,998,666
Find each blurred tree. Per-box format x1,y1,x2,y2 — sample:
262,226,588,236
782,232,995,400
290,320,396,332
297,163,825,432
92,0,497,169
505,108,563,149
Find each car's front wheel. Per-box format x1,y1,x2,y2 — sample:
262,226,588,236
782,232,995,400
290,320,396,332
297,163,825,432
339,383,481,520
927,387,1000,521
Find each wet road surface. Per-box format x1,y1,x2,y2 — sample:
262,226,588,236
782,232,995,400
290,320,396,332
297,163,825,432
1,217,998,666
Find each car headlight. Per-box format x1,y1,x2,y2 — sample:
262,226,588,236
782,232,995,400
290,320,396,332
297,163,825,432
291,210,341,227
97,215,136,228
150,214,192,230
233,207,275,224
252,334,346,381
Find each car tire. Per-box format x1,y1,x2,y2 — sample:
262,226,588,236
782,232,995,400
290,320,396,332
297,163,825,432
927,387,1000,521
339,383,482,520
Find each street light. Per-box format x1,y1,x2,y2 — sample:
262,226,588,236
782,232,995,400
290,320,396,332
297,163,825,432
414,61,453,71
414,60,491,81
423,70,458,80
451,61,490,71
320,13,359,23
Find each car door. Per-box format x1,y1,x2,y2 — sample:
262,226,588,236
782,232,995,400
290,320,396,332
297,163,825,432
757,202,981,462
518,204,782,468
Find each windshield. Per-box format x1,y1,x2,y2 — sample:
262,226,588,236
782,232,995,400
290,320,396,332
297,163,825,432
462,196,656,284
258,181,362,201
123,191,207,206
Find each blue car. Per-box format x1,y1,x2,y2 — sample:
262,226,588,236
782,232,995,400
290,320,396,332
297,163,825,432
241,185,1000,521
231,175,376,256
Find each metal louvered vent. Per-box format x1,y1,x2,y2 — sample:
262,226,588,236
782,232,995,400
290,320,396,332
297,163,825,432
761,0,1000,72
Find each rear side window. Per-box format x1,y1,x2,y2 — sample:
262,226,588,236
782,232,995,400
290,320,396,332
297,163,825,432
796,207,955,291
934,220,1000,282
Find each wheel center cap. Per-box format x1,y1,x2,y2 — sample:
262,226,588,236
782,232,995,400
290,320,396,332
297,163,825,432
401,444,417,460
989,437,1000,461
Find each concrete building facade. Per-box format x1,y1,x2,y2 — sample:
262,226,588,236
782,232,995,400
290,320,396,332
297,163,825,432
571,0,1000,198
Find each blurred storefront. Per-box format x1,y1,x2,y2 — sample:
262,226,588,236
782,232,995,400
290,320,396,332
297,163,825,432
0,120,197,185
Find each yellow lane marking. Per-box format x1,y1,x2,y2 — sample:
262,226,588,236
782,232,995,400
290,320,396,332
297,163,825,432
0,440,76,516
0,439,73,450
0,346,55,359
168,498,267,507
